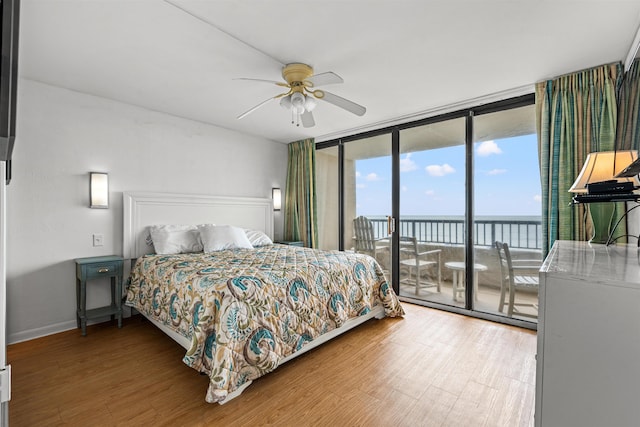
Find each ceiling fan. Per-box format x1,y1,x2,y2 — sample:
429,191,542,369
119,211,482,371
236,63,366,128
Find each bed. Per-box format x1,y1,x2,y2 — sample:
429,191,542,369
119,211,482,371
123,192,404,404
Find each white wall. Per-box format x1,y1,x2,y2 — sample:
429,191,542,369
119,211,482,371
6,79,288,343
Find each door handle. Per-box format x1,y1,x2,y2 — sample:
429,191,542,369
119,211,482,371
387,216,396,235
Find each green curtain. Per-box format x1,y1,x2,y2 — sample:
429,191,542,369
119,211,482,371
536,62,623,257
616,58,640,151
284,138,318,248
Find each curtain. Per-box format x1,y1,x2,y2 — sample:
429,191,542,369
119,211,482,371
616,58,640,151
536,62,623,257
284,138,318,248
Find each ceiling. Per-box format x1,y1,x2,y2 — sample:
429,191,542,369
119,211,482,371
19,0,640,144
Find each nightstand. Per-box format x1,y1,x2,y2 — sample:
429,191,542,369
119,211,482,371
75,255,124,336
275,240,304,247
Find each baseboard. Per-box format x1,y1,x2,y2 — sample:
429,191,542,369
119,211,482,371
8,319,77,345
8,307,134,345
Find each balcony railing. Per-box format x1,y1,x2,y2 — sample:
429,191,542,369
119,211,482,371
367,216,542,249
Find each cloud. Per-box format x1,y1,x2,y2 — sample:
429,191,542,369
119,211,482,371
487,168,507,175
400,153,417,172
366,172,381,181
425,190,436,196
355,171,361,178
476,140,502,156
534,194,542,202
402,185,408,192
425,164,455,177
356,184,366,189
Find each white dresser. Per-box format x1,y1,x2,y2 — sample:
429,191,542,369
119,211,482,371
536,240,640,427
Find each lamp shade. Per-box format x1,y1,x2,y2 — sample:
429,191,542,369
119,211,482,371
90,172,109,208
568,150,640,193
304,95,317,112
272,187,281,211
280,95,292,109
290,93,305,114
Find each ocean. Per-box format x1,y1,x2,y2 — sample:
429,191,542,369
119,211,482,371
365,215,542,249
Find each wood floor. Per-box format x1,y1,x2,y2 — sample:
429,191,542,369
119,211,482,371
7,303,536,426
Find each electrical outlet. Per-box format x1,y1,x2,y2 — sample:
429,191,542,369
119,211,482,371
93,234,104,247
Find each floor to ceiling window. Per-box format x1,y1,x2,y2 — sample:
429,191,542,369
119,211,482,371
472,104,540,322
398,118,466,308
343,134,394,280
316,94,538,328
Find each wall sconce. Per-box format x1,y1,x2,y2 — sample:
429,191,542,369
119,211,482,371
272,188,281,211
90,172,109,209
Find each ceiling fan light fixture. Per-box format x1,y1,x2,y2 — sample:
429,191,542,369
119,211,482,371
304,95,317,112
290,92,305,110
236,62,366,128
279,95,292,109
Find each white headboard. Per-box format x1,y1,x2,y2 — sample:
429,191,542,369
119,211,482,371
123,192,273,259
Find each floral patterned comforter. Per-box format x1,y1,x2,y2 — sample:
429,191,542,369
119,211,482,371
125,244,404,403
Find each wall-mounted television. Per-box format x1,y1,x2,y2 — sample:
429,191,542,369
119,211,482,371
0,0,19,183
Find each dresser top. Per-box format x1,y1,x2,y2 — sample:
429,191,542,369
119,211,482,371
542,240,640,288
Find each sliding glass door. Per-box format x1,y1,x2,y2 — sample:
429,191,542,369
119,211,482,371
343,134,394,281
398,118,467,307
473,104,540,322
316,95,538,327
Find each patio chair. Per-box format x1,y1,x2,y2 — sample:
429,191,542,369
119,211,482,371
353,216,388,258
399,236,441,295
494,241,540,317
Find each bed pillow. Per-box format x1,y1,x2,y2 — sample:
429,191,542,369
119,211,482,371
244,229,273,247
148,224,204,255
199,225,253,252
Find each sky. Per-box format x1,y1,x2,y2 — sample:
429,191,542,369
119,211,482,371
355,133,541,217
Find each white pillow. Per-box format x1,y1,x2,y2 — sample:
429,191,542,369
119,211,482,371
148,225,204,255
244,229,273,247
199,225,253,252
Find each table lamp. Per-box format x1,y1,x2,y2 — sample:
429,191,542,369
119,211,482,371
568,150,639,243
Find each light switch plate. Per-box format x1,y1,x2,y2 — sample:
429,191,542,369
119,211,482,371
93,234,104,247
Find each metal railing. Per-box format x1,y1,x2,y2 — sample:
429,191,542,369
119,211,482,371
367,216,542,249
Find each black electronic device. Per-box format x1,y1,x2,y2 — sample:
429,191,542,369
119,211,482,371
573,193,640,203
586,180,636,194
0,0,19,184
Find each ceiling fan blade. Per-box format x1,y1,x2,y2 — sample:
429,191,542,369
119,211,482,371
301,110,315,128
237,97,275,120
234,78,289,87
318,90,366,116
306,72,344,87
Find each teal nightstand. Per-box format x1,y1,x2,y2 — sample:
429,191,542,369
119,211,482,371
275,240,304,247
75,255,124,336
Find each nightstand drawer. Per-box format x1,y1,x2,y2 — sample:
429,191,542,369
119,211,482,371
83,262,121,278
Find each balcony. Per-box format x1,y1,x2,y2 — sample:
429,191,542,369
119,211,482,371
362,216,541,321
